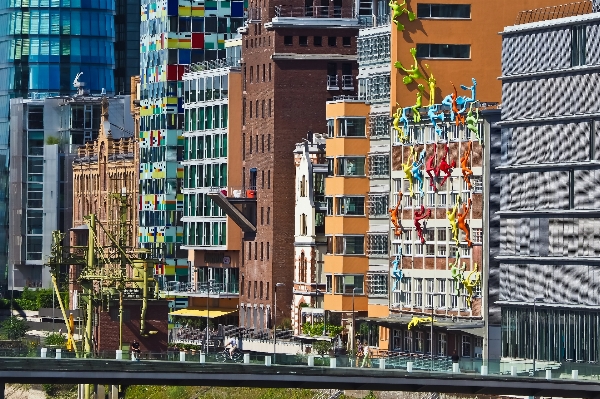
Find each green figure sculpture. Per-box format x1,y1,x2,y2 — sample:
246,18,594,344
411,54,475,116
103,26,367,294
389,0,416,32
411,84,424,123
466,104,481,144
394,47,425,85
449,251,466,296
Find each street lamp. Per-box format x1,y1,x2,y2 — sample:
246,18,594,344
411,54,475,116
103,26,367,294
533,296,544,375
352,286,358,355
205,279,218,354
430,292,443,372
273,282,285,363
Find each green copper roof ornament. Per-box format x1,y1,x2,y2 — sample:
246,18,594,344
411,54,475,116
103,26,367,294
389,0,416,31
394,47,426,85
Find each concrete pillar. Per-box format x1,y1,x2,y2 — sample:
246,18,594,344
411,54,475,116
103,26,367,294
511,366,517,376
56,349,62,359
96,384,105,399
572,369,579,379
407,362,413,372
179,351,186,362
244,353,250,364
545,369,552,380
452,363,459,373
199,353,206,363
116,350,122,360
379,358,385,370
481,365,488,375
329,357,336,368
41,347,47,358
307,355,314,367
265,356,272,366
111,385,119,399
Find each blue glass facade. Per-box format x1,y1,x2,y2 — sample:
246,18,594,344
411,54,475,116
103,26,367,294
0,0,116,291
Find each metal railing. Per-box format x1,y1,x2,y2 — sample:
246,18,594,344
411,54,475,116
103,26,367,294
275,5,355,18
164,281,239,295
186,57,240,73
327,75,339,90
514,0,593,25
208,186,257,199
341,75,354,91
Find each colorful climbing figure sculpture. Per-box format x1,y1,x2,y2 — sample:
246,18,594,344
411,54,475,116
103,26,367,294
427,72,437,106
389,191,403,236
411,84,425,123
466,104,481,144
394,48,425,85
391,252,403,281
425,144,440,192
414,205,431,244
412,148,426,197
459,78,477,113
451,82,466,126
401,150,415,198
438,143,455,187
457,197,473,247
393,106,409,143
462,263,481,308
389,0,416,31
449,250,465,296
460,141,474,190
428,104,445,137
447,199,460,246
408,316,434,330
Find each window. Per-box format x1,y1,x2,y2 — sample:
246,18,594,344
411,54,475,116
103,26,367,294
267,242,270,260
338,118,366,137
415,331,424,353
326,157,334,176
401,277,412,305
337,157,365,176
471,176,483,192
416,44,470,59
250,66,253,83
414,278,423,307
343,36,351,46
367,273,388,296
426,244,435,256
326,236,333,254
335,274,364,294
450,280,459,309
437,279,446,308
325,196,333,215
404,330,413,352
284,36,293,45
417,4,471,18
299,36,308,45
425,279,434,307
473,228,482,243
438,333,447,356
337,196,365,216
462,335,471,357
300,214,307,235
367,233,388,255
327,119,334,138
369,154,390,177
571,25,587,67
367,193,389,216
267,207,270,224
328,36,336,46
269,63,272,81
268,170,271,189
326,275,333,293
335,235,364,255
314,36,322,46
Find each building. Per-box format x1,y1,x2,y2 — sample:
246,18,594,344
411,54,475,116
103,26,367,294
8,93,133,290
495,4,600,365
291,133,327,335
138,0,246,281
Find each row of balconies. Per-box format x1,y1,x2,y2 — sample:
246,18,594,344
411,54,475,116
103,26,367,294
327,75,355,91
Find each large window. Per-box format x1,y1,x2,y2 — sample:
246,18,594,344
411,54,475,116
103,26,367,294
337,157,365,176
337,118,366,137
337,196,365,216
401,277,412,306
335,235,364,255
417,4,470,18
335,274,364,294
416,44,470,59
571,25,587,67
462,335,472,357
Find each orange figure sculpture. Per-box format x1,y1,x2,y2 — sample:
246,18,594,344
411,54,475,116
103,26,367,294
414,205,432,244
389,192,404,236
457,198,473,247
438,143,455,187
460,141,474,190
425,144,439,191
451,82,465,127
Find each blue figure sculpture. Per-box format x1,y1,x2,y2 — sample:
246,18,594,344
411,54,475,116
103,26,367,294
392,252,403,281
427,104,445,137
459,78,477,113
411,148,427,198
400,107,411,139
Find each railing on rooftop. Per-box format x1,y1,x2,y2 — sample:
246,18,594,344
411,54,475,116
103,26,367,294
164,281,239,295
187,57,240,74
274,5,356,19
514,0,593,25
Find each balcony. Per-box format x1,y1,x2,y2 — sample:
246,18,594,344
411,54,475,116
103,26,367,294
341,75,354,91
327,75,339,90
164,281,239,297
267,5,359,29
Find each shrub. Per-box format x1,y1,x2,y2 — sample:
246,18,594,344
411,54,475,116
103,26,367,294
45,332,66,347
0,316,29,340
311,340,332,356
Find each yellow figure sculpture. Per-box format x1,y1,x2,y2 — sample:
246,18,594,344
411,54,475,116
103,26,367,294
447,199,460,245
426,68,437,106
401,147,416,197
462,263,481,308
408,316,435,330
411,84,424,123
389,0,416,32
392,104,408,143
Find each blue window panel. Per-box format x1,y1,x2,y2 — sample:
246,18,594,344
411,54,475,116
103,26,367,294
231,1,243,17
167,0,178,16
179,49,190,64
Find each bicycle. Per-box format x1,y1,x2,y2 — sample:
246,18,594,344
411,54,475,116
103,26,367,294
216,348,243,363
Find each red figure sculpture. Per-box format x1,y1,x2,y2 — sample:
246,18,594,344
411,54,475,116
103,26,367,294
425,144,440,192
389,192,403,236
438,143,456,187
414,205,432,244
461,141,474,190
451,82,465,126
457,198,473,247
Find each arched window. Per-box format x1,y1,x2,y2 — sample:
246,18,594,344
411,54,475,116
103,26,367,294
300,175,306,197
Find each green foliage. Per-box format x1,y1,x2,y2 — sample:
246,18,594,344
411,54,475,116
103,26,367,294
42,383,77,397
311,340,333,356
45,136,62,145
124,386,328,399
0,316,29,340
301,322,343,337
277,318,292,330
359,322,370,337
8,288,66,311
45,332,66,347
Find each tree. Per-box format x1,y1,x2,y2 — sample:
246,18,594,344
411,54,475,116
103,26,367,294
0,316,29,340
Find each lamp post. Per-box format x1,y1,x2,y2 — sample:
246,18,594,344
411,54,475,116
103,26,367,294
273,282,285,363
205,279,216,354
430,292,442,372
533,296,544,375
316,289,325,336
352,286,358,355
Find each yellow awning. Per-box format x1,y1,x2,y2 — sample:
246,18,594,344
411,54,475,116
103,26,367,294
169,309,237,318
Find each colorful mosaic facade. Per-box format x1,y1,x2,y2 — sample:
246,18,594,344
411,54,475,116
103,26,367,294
138,0,245,279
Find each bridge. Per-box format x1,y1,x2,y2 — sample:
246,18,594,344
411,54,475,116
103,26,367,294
0,356,599,399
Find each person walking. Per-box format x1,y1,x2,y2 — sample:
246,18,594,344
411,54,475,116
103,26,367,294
356,340,363,367
361,342,371,368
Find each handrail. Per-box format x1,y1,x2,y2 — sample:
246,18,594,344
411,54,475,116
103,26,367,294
514,0,593,25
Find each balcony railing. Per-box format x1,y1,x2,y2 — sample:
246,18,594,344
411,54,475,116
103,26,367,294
209,186,256,199
327,75,339,90
342,75,354,90
274,5,355,19
514,0,593,25
164,281,239,295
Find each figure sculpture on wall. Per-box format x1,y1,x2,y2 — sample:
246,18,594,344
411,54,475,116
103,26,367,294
412,147,426,197
447,199,460,245
393,105,409,143
408,316,434,330
438,143,455,187
462,263,481,308
459,78,477,113
449,250,465,296
426,144,440,192
389,0,416,32
460,141,474,190
451,82,466,126
392,252,403,281
389,191,404,236
411,84,425,123
401,149,415,198
394,48,425,85
441,78,477,122
457,197,473,247
466,104,481,144
427,71,437,106
414,205,432,244
428,104,445,137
